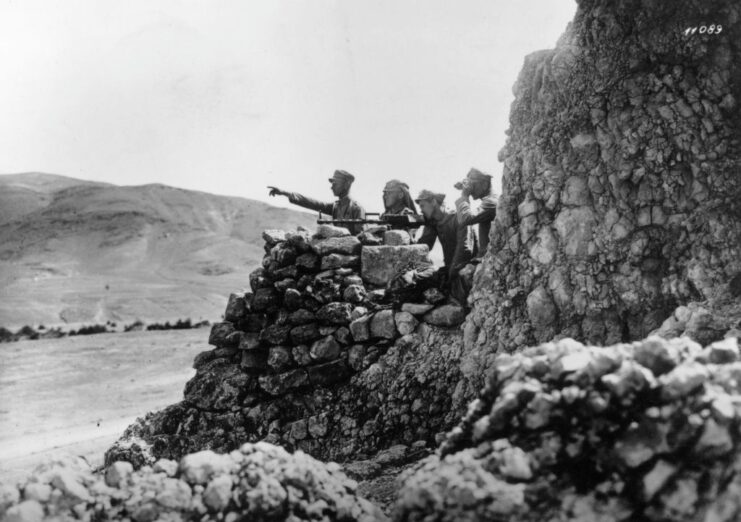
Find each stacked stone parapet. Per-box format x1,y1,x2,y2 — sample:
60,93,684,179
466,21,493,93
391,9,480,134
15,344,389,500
206,225,466,399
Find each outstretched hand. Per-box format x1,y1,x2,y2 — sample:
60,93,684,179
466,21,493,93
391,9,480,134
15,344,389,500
267,186,285,197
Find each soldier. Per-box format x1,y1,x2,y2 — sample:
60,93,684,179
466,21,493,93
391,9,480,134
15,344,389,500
398,190,472,304
453,167,498,304
455,167,497,259
268,170,366,234
381,179,418,217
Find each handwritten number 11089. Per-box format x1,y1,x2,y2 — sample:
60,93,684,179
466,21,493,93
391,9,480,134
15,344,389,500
684,25,723,35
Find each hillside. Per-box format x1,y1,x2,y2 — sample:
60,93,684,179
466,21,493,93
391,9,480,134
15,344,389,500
0,173,316,329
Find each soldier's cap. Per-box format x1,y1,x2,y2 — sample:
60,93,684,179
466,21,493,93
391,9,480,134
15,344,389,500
415,189,445,205
383,179,409,191
466,167,493,182
328,170,355,183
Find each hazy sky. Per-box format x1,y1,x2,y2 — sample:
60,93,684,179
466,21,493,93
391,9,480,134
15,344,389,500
0,1,576,212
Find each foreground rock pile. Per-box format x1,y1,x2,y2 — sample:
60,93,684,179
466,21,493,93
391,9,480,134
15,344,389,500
1,442,386,522
106,225,467,466
395,334,741,521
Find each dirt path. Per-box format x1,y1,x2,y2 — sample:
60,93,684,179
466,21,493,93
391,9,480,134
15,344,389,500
0,328,207,482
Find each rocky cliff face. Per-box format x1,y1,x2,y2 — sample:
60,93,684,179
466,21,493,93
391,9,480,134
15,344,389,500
459,0,741,410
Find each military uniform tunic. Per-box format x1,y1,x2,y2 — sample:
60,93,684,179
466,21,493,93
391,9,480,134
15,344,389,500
455,193,497,258
287,193,366,235
416,210,473,276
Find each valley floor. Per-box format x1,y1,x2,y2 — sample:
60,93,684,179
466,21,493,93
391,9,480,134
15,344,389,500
0,329,207,482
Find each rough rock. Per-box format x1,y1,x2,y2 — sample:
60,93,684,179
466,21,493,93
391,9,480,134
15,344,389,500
3,446,386,522
321,254,359,270
361,245,431,286
316,302,353,325
394,312,419,336
383,230,411,246
401,303,434,316
424,305,466,327
457,0,741,415
315,224,351,239
310,236,361,256
395,335,741,521
370,310,397,339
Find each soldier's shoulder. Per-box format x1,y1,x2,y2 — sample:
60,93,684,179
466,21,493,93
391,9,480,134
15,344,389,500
349,198,365,209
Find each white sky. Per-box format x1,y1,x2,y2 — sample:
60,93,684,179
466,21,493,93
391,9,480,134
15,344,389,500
0,1,576,212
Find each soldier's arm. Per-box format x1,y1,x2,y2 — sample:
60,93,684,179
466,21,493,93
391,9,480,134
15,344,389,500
286,192,334,214
455,195,497,226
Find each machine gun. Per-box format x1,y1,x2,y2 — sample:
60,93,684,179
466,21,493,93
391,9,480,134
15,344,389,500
317,212,426,230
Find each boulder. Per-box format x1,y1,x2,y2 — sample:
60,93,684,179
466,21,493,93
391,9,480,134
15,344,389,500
292,345,312,366
289,324,322,345
315,224,351,238
238,332,261,350
343,284,367,304
283,288,303,311
309,336,341,362
208,322,238,348
252,288,280,312
316,302,353,325
424,305,466,327
296,253,320,271
321,254,360,270
288,309,316,326
383,230,411,246
258,369,310,395
395,311,419,335
259,324,291,345
261,229,287,246
241,350,268,370
223,294,247,323
361,245,431,286
349,314,371,342
401,302,435,315
267,346,293,372
310,236,361,256
370,309,397,339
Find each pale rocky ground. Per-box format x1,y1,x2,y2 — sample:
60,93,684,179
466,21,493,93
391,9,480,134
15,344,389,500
0,329,206,482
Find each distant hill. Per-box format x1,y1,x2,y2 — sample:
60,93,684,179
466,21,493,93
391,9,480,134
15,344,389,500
0,173,316,329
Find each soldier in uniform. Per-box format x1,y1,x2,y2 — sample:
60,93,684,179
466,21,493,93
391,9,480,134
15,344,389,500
268,170,366,234
381,179,418,217
453,167,498,304
455,167,497,259
396,189,472,304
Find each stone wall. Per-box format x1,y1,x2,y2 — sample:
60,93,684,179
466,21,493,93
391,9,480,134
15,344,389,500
106,225,468,466
458,0,741,409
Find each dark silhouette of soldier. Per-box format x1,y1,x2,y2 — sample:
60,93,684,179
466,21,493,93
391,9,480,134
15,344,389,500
268,170,366,234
